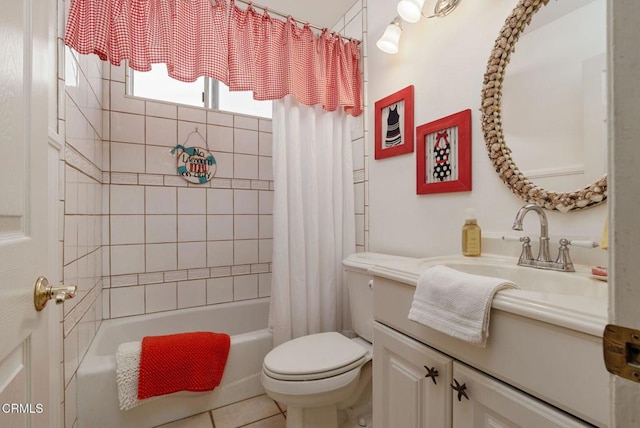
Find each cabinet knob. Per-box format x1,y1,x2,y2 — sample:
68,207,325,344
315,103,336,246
424,366,439,385
451,379,469,401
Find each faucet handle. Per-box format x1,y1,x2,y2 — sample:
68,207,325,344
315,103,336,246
554,239,575,272
567,240,599,249
502,235,533,262
501,235,530,243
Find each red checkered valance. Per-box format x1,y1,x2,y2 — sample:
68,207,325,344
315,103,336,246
64,0,362,116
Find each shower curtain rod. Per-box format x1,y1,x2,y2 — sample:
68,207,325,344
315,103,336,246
233,0,360,43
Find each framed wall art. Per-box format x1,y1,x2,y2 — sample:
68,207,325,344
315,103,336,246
374,85,414,160
416,109,472,194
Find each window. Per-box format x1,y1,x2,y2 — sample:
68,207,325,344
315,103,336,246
129,64,272,118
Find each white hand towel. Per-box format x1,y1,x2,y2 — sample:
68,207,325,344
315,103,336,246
408,265,518,347
115,341,142,411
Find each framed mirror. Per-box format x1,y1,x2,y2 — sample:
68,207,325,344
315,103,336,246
480,0,607,212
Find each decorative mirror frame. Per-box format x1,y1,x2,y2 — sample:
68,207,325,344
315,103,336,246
480,0,607,213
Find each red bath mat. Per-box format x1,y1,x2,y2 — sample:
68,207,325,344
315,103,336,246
137,331,231,400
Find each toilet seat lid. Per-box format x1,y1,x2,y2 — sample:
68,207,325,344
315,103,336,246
263,332,367,381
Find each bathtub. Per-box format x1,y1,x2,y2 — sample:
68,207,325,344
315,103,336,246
77,298,273,428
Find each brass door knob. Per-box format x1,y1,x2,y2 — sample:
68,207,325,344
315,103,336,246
34,276,77,311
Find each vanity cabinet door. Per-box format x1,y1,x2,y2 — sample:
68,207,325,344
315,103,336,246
451,363,591,428
373,322,453,428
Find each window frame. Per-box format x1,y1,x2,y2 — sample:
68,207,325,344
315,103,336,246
126,66,271,118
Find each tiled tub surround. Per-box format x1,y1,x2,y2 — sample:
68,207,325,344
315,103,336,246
103,66,276,318
61,42,107,428
102,58,369,318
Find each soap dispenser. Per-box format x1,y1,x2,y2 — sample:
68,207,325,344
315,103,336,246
462,208,481,257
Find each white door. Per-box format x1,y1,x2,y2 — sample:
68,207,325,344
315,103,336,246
0,0,53,427
609,1,640,425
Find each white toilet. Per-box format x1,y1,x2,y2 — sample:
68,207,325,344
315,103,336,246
261,253,401,428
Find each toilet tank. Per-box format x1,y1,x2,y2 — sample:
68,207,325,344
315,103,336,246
343,252,411,343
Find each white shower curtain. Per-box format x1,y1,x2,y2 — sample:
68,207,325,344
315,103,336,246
270,95,356,347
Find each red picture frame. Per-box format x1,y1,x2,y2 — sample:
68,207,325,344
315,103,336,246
416,109,472,194
374,86,414,160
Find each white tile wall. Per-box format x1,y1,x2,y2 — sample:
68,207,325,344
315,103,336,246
111,245,145,275
146,215,177,243
207,215,234,241
234,154,259,179
178,215,206,242
259,215,273,239
146,243,178,272
211,152,234,178
146,117,178,147
258,239,273,264
111,112,145,144
234,240,259,265
111,185,144,214
178,106,207,123
110,215,145,244
234,275,259,301
258,156,273,181
177,279,207,308
234,190,258,214
178,188,207,214
146,145,178,175
146,186,177,214
145,282,178,313
207,124,234,152
208,111,234,127
207,277,234,304
110,286,145,317
234,115,259,131
234,128,259,155
207,241,234,267
146,101,178,119
234,215,258,239
258,132,273,156
258,273,272,298
207,189,233,214
178,242,207,269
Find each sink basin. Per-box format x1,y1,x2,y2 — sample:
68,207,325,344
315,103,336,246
369,254,608,336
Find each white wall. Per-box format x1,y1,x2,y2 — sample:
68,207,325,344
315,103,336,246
367,0,607,261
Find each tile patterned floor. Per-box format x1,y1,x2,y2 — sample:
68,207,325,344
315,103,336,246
155,394,286,428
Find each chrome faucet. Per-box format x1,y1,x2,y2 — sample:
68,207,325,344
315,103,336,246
512,203,550,262
507,203,599,272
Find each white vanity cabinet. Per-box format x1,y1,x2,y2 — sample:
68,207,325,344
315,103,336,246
374,321,590,428
370,268,609,427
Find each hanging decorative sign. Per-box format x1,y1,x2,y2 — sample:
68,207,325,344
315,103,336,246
170,129,217,184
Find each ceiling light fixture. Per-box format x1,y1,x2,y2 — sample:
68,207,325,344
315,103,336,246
379,0,462,53
376,17,403,55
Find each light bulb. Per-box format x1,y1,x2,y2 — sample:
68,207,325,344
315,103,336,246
376,19,402,54
397,0,426,23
